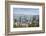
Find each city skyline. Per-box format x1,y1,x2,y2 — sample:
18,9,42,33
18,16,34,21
13,8,39,27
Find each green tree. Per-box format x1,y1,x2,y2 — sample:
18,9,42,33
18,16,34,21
31,17,36,27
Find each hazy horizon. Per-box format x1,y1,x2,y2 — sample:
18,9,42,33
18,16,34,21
13,8,39,15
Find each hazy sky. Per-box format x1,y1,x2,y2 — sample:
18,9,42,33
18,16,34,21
13,8,39,15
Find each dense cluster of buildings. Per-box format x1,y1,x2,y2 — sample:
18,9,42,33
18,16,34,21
13,14,39,27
